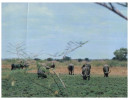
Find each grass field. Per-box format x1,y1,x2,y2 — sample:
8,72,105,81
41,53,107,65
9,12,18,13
2,70,127,97
2,59,128,97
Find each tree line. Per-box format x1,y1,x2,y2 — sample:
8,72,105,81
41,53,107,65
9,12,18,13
34,48,127,62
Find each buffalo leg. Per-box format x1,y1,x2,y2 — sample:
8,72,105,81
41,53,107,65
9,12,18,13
88,76,90,80
106,74,108,77
72,70,74,75
83,76,86,80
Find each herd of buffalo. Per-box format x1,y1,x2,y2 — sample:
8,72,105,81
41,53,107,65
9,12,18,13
11,62,111,80
11,61,29,70
67,63,111,80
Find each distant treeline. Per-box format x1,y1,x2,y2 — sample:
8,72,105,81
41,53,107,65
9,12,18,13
34,57,101,62
1,57,126,62
2,58,127,67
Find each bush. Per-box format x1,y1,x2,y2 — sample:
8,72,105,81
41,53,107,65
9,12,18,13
47,58,53,61
113,48,127,61
78,59,82,62
85,58,89,61
63,56,71,61
34,58,41,61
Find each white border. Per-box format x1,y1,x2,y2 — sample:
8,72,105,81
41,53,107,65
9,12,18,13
0,0,129,100
0,0,129,3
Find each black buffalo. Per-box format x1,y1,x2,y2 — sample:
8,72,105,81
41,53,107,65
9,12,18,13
103,64,111,77
11,63,29,70
68,64,74,75
11,64,23,70
82,64,91,69
50,62,55,68
37,68,47,78
81,64,91,80
44,62,55,69
24,64,29,68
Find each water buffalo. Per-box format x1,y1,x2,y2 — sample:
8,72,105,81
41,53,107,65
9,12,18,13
50,62,55,68
68,64,74,75
11,63,29,70
81,64,91,80
103,64,111,77
82,64,91,69
37,68,47,78
11,64,23,70
43,62,55,69
24,64,29,68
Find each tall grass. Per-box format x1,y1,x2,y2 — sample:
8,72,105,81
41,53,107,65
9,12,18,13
91,60,127,67
52,60,127,67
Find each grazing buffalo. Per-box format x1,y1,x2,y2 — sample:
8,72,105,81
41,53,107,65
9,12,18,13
50,62,55,68
82,64,91,69
24,64,29,68
103,64,111,77
11,63,29,70
37,68,47,78
81,64,91,80
68,64,74,75
43,62,55,69
11,64,23,70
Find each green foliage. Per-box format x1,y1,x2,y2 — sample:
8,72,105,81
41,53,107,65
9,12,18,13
36,61,49,73
36,61,41,69
62,75,127,97
34,58,41,61
55,59,63,62
46,58,53,61
77,58,82,62
63,56,71,61
2,70,127,97
2,70,66,97
85,58,89,61
113,48,127,61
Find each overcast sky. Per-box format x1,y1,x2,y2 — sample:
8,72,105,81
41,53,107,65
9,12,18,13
2,3,127,59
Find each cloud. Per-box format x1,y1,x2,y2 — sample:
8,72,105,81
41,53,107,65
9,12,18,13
2,3,28,16
28,3,53,17
2,3,27,29
2,3,127,59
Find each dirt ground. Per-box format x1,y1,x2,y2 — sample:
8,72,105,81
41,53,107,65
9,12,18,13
54,66,127,76
3,64,127,76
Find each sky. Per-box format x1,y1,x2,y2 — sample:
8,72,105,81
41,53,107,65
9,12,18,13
2,3,127,59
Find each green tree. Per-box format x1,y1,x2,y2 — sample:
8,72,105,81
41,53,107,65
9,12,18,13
85,58,89,61
34,58,41,61
113,48,127,61
63,56,71,61
78,58,82,62
47,58,53,61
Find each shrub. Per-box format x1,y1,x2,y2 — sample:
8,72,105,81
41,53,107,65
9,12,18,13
113,48,127,61
63,56,71,61
78,59,82,62
85,58,89,61
47,58,53,61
